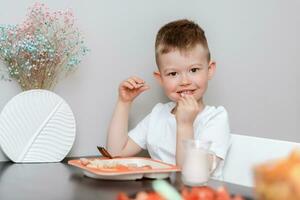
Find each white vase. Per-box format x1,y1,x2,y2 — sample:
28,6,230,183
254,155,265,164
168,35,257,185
0,89,76,163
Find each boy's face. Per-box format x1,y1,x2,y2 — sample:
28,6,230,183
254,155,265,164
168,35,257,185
154,44,215,103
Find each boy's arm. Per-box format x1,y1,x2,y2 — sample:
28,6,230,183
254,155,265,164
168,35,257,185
106,76,149,157
106,100,132,156
175,95,221,167
106,100,142,156
176,123,193,166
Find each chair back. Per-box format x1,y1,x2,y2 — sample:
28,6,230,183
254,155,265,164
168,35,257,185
221,134,300,187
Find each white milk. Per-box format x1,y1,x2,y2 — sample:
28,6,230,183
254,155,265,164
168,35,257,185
181,148,211,186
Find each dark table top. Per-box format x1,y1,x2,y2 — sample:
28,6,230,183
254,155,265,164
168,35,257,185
0,158,254,200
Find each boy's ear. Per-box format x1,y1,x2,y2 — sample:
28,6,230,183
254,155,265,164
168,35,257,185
153,71,163,86
208,61,216,80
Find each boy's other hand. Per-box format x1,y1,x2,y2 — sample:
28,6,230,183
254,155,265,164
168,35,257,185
175,94,201,126
119,76,150,103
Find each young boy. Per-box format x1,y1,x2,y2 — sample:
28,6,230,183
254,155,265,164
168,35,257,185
106,19,231,178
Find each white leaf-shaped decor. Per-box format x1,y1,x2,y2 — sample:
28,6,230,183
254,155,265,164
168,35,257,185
0,89,76,163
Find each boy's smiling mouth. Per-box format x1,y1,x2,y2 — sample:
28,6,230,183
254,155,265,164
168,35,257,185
177,89,195,96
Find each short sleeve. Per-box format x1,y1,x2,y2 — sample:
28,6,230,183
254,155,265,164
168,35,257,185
128,113,151,149
200,107,231,160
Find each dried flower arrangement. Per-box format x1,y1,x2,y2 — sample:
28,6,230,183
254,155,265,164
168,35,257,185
0,3,89,90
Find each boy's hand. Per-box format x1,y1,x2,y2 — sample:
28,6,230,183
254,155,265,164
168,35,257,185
175,94,201,126
118,76,149,103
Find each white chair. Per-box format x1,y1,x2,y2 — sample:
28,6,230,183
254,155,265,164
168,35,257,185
220,134,300,187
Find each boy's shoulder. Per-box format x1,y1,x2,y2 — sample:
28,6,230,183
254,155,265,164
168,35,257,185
152,101,175,110
198,105,229,123
203,105,228,115
150,103,228,115
149,103,228,120
150,102,175,114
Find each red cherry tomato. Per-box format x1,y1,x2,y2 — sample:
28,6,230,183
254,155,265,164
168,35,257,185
116,192,130,200
182,186,216,200
146,192,165,200
215,186,231,200
232,195,245,200
191,186,216,200
181,187,190,199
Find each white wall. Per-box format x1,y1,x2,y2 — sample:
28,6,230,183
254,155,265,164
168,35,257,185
0,0,299,161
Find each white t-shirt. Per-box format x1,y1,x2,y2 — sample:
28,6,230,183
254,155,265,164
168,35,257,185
128,102,231,178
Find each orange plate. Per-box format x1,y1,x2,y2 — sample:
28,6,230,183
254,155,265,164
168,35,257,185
68,157,180,180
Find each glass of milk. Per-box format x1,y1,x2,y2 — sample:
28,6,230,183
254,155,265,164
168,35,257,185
181,139,218,186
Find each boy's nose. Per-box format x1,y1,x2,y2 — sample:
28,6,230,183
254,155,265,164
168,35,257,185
180,74,191,85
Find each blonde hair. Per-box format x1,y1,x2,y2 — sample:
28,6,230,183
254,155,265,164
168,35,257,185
155,19,210,66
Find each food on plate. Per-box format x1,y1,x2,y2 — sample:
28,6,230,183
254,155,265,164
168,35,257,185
117,180,245,200
80,158,90,166
254,149,300,200
79,158,152,171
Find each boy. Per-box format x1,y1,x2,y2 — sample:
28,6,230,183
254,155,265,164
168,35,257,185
106,19,231,178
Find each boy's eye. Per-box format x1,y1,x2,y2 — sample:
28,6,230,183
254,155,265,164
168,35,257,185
190,68,200,73
167,72,178,76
